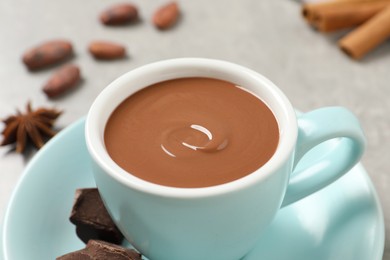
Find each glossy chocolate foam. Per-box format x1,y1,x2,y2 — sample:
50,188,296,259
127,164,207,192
104,77,279,188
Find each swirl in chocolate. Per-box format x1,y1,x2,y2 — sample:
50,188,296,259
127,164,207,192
104,77,279,188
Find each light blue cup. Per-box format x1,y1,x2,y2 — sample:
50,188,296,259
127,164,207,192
85,58,365,260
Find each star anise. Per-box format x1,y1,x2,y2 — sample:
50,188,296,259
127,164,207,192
0,102,62,153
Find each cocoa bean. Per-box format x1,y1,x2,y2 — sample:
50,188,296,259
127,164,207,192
22,40,73,70
43,64,80,98
100,3,138,25
88,41,126,60
153,2,180,30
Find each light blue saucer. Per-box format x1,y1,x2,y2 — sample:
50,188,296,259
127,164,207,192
1,118,385,260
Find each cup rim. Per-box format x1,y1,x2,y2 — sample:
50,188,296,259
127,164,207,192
85,58,297,198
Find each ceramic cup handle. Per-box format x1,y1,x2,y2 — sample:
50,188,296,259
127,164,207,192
281,107,366,207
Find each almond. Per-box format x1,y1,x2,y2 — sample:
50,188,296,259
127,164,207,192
88,41,126,60
100,3,138,25
22,40,73,70
153,2,180,30
43,64,81,98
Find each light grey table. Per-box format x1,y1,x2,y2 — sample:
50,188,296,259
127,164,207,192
0,0,389,259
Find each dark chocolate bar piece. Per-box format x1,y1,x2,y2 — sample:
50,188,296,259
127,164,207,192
70,188,123,244
57,239,142,260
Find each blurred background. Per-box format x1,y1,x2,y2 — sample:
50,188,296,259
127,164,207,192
0,0,389,259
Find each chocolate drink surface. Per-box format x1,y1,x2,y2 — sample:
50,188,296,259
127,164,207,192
104,77,279,188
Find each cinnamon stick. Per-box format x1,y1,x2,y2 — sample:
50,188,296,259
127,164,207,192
339,5,390,59
303,0,390,32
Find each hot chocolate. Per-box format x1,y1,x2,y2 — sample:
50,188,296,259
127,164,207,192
104,77,279,188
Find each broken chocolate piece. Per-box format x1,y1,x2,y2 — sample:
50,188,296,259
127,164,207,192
57,240,142,260
70,188,123,244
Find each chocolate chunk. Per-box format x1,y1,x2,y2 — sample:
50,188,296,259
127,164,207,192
70,188,123,244
57,240,142,260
